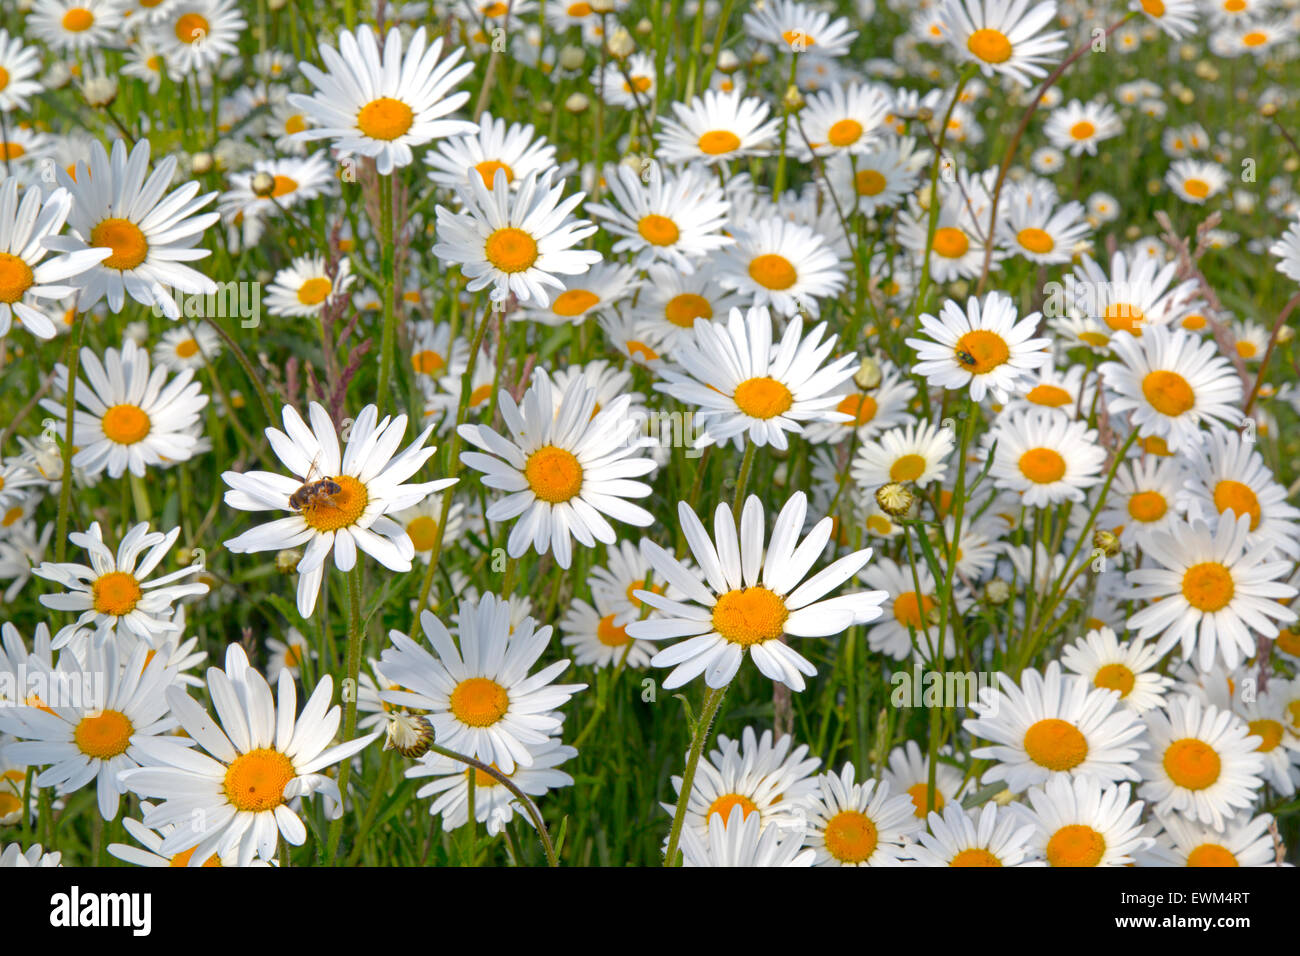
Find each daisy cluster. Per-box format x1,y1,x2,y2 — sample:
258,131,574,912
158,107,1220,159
0,0,1299,870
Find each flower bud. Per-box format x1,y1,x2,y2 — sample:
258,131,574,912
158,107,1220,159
875,482,914,517
385,714,434,759
250,171,277,198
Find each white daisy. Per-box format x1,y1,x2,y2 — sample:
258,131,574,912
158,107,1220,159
714,217,846,318
147,0,246,75
656,87,780,166
425,111,556,194
940,0,1067,87
801,764,922,866
265,253,356,318
908,802,1039,866
679,802,815,866
1139,811,1280,867
1060,627,1172,713
987,408,1105,507
1016,775,1152,866
1043,99,1122,156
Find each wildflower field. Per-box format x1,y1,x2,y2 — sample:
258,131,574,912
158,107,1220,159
1,0,1300,872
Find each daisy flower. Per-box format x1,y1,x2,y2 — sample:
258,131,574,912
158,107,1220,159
1096,453,1185,548
1127,511,1298,672
222,402,454,617
909,803,1039,866
858,557,966,661
457,373,656,569
390,491,466,564
987,408,1106,507
433,168,602,307
1269,219,1300,283
26,0,123,54
0,642,181,820
119,644,380,867
852,419,956,490
425,111,556,194
801,764,922,866
34,521,209,650
405,734,577,835
0,177,110,341
513,261,639,326
588,539,690,627
1097,324,1243,453
1043,99,1122,156
0,30,43,113
940,0,1067,87
147,0,246,74
654,306,858,451
803,358,916,444
377,595,586,774
0,843,61,867
586,161,732,275
109,802,259,867
897,193,999,282
152,323,221,372
1060,627,1172,713
680,802,815,867
265,254,356,318
217,153,336,239
794,82,889,158
265,628,313,683
964,661,1148,793
997,183,1091,265
630,263,744,355
590,52,669,110
1136,695,1266,830
50,139,220,321
39,338,209,479
882,740,968,818
743,0,858,56
1016,775,1151,866
1236,689,1300,796
289,25,476,175
668,726,821,845
1140,811,1279,867
907,292,1051,404
1131,0,1198,39
824,138,927,217
1166,158,1229,204
656,87,780,166
559,592,657,670
714,217,846,318
626,491,889,691
1178,424,1300,559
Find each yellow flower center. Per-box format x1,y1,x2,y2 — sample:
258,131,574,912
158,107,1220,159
169,846,222,867
1141,370,1195,416
1213,480,1260,531
698,130,741,155
836,393,877,425
1093,662,1136,698
449,677,510,727
889,453,927,482
102,403,152,444
1026,384,1071,407
747,253,798,290
175,338,200,359
62,8,95,31
357,97,414,140
0,67,8,92
223,748,295,812
551,289,600,316
1186,843,1237,867
855,169,886,196
596,614,631,647
1181,562,1234,613
412,350,446,375
1142,0,1166,15
1017,227,1056,254
1236,341,1257,359
1183,178,1210,199
827,118,863,147
1241,31,1266,47
712,586,788,646
951,847,1002,866
781,29,816,46
284,114,306,135
174,12,209,43
1018,447,1067,484
1275,628,1300,657
74,709,133,759
1163,738,1221,790
1127,490,1167,523
300,474,369,531
906,782,943,817
525,445,583,503
1023,718,1088,771
296,277,333,306
1046,825,1106,867
405,515,440,551
665,292,712,327
622,75,653,93
475,159,514,189
626,578,662,608
484,227,539,273
932,226,970,259
567,1,592,14
1069,120,1097,140
955,329,1009,374
637,213,680,246
733,376,793,419
707,792,757,826
0,252,34,305
1103,302,1145,334
90,218,149,271
893,591,936,629
469,383,494,406
823,809,878,863
92,570,143,616
1248,718,1283,753
967,28,1012,63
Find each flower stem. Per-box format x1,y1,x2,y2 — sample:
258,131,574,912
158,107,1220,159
663,683,727,866
731,442,756,520
374,174,398,412
325,564,366,861
54,313,85,563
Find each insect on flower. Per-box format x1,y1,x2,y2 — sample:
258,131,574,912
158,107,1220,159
287,455,344,514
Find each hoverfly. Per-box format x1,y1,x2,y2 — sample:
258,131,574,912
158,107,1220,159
955,349,977,367
288,454,343,513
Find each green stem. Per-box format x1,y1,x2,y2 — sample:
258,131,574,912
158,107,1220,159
374,174,398,412
54,313,86,562
325,565,366,861
731,442,756,520
663,684,727,866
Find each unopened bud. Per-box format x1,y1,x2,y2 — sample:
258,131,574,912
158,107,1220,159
854,356,882,390
1277,324,1295,344
636,18,653,35
276,549,302,574
250,171,276,198
191,151,214,174
559,44,586,70
985,578,1011,605
716,49,741,73
1093,529,1121,557
1261,101,1279,118
385,714,434,758
590,0,615,11
565,92,590,113
875,482,914,517
782,84,804,111
606,28,634,58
